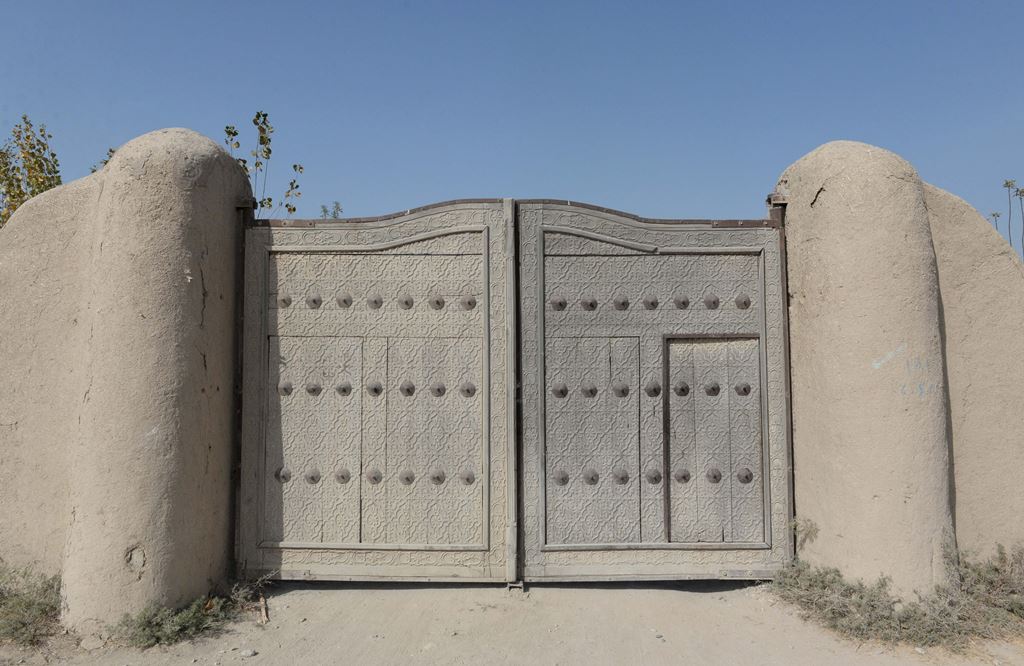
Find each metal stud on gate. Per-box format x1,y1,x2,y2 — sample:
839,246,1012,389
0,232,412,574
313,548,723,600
430,383,446,397
580,296,597,311
460,295,477,310
553,470,569,486
366,469,382,485
399,381,416,396
367,294,383,309
673,381,690,396
275,467,292,483
705,382,720,396
459,382,477,397
736,294,751,309
704,294,720,309
644,380,661,397
707,468,722,483
278,381,293,396
306,295,322,309
673,295,690,309
459,470,476,485
583,469,599,485
613,296,630,310
645,469,663,484
336,381,352,396
335,468,351,484
673,468,691,483
305,382,322,396
735,382,751,396
612,382,630,397
399,470,415,485
430,470,446,485
337,293,353,308
277,295,292,308
612,469,629,485
305,470,321,485
397,294,414,309
643,296,659,310
367,381,383,397
737,468,754,484
549,296,567,311
429,295,445,310
580,382,598,398
551,382,569,398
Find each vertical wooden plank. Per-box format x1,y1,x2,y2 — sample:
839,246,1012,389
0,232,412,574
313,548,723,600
639,335,666,542
667,341,699,542
727,339,765,542
265,336,324,543
360,337,388,543
606,337,641,543
320,338,362,543
543,336,581,543
693,340,730,542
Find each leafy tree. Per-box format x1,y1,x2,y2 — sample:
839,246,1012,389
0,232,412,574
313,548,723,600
320,201,343,219
91,148,117,173
0,116,62,228
225,112,303,217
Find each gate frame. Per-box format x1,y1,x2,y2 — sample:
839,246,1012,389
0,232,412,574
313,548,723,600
235,197,793,583
514,199,794,581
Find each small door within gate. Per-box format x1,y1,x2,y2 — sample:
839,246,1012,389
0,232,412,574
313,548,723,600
239,199,790,581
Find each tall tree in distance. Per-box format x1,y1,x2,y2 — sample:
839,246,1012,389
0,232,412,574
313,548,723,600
1004,179,1017,253
0,116,62,228
1016,187,1024,256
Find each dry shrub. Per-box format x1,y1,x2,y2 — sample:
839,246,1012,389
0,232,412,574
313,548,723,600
774,545,1024,649
0,563,61,646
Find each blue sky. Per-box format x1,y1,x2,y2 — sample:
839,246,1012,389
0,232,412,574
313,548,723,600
2,1,1021,239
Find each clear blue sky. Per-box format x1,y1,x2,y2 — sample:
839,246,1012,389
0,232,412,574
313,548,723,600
2,1,1020,235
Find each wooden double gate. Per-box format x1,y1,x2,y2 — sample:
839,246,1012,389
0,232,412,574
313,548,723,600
238,200,791,581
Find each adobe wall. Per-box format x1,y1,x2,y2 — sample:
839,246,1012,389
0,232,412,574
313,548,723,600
924,184,1024,556
0,128,249,632
778,141,1024,597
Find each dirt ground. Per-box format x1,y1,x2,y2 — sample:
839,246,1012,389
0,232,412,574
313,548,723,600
3,582,1024,665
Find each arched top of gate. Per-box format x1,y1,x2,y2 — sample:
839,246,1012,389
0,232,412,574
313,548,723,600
252,198,778,229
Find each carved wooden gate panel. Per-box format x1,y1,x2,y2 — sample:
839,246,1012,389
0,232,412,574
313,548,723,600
517,202,790,579
239,201,515,581
239,199,790,581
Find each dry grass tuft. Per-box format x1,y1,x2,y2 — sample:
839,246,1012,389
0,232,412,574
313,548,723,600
0,563,61,646
115,572,275,648
773,545,1024,650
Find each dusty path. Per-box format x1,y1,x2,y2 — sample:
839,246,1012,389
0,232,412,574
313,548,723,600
4,582,1023,665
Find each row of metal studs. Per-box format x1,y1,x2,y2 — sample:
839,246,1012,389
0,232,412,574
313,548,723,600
548,294,752,311
549,381,753,398
277,294,478,310
274,467,476,486
278,381,477,397
550,466,755,486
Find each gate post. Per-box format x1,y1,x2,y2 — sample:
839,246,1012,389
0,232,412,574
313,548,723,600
61,129,250,631
777,141,955,597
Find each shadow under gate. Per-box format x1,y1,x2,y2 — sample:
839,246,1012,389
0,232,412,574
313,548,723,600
237,199,792,583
